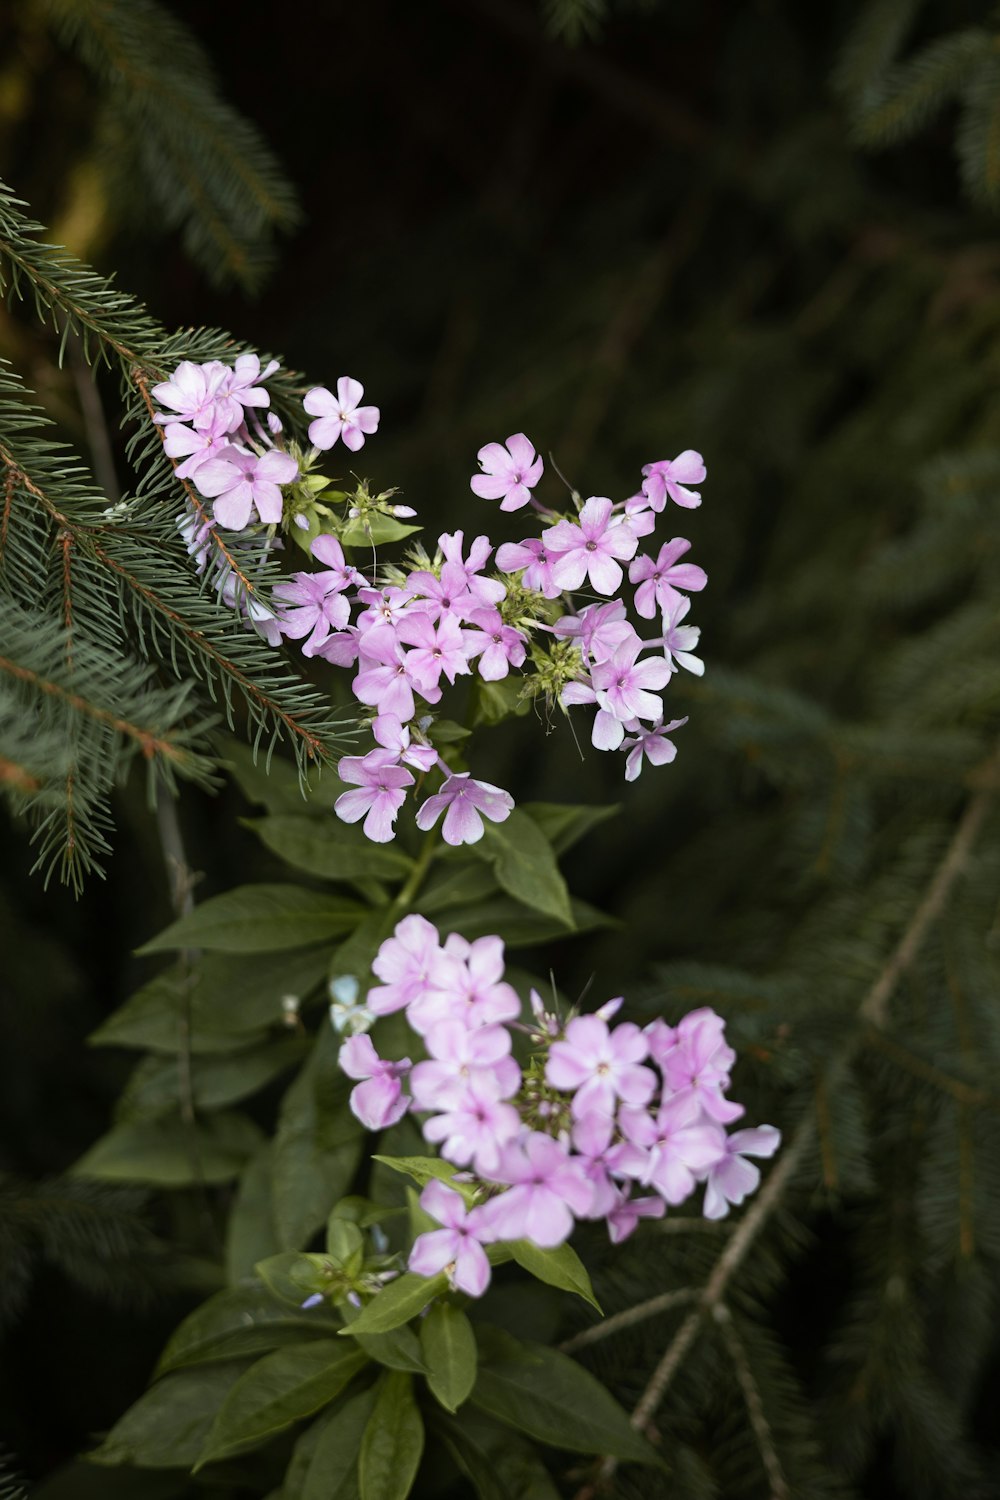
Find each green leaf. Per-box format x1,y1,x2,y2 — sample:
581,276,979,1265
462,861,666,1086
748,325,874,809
342,1273,447,1336
139,885,365,954
256,1251,323,1308
471,811,573,927
197,1341,369,1467
439,895,616,948
273,1026,365,1249
431,1412,561,1500
358,1372,425,1500
471,1327,661,1465
155,1280,341,1374
73,1111,262,1186
222,738,314,815
226,1143,280,1284
91,948,331,1053
244,816,415,882
302,1387,379,1500
521,801,620,857
419,1302,477,1413
509,1242,601,1312
90,1362,254,1468
432,1417,509,1500
473,675,531,725
117,1038,307,1122
370,1155,470,1198
338,514,421,549
326,1216,365,1263
417,860,502,917
347,1323,428,1375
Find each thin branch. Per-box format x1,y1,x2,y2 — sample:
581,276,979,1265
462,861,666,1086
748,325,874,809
713,1304,790,1500
0,755,42,794
559,1289,695,1354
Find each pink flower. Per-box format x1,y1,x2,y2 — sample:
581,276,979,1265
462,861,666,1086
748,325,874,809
404,562,475,623
591,637,672,727
464,608,527,681
410,1021,521,1111
547,498,639,596
660,596,704,676
495,536,562,599
338,1034,411,1130
193,446,298,530
395,612,472,694
629,539,707,620
304,378,380,452
483,1132,593,1248
547,1014,656,1119
272,565,352,657
415,773,513,846
553,600,633,665
163,418,229,478
702,1126,781,1219
372,714,439,774
369,914,444,1015
470,434,544,512
606,1190,666,1244
334,749,414,843
153,360,239,433
422,1074,522,1175
226,353,279,412
618,1096,725,1205
571,1113,624,1219
408,1180,494,1297
640,450,706,511
621,717,688,782
661,1008,744,1124
409,934,521,1034
438,532,507,608
353,630,435,722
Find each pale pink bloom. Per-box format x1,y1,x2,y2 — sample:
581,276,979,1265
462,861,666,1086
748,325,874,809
193,446,298,530
355,585,413,635
439,532,507,607
395,613,472,694
546,1014,656,1120
338,1033,411,1130
621,717,688,782
591,637,672,725
464,608,527,681
415,773,513,846
369,914,444,1016
422,1074,522,1176
316,626,361,668
660,596,704,675
570,1113,623,1219
644,1017,678,1067
404,562,475,623
623,494,658,537
495,536,562,599
607,1190,666,1244
640,450,706,511
410,1021,520,1110
372,714,439,774
409,1181,495,1297
618,1096,726,1206
226,353,279,412
559,678,626,753
482,1133,593,1248
661,1008,743,1124
153,360,239,432
629,539,707,620
547,498,639,596
272,566,351,657
553,601,634,665
409,934,521,1034
702,1126,781,1219
334,750,414,843
163,417,229,478
311,533,366,590
471,434,544,512
353,631,438,722
304,378,380,452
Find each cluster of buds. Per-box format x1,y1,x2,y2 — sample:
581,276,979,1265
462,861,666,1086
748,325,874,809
337,915,780,1297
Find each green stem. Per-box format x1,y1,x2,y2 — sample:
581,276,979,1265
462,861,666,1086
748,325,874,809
394,825,440,912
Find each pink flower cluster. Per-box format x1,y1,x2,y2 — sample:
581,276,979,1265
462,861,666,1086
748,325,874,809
337,915,780,1297
471,435,708,782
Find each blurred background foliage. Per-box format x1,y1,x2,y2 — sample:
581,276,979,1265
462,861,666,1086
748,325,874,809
2,0,1000,1495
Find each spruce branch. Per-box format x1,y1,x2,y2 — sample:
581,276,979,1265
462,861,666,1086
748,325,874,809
713,1303,791,1500
573,748,1000,1497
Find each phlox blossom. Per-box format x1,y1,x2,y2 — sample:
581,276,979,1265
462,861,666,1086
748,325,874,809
482,1132,593,1248
339,1034,411,1130
408,1180,494,1297
640,450,706,511
471,434,543,511
422,1073,522,1175
334,749,414,843
304,378,380,452
193,446,298,530
703,1125,781,1219
415,773,513,846
547,497,639,596
629,539,707,619
621,717,688,782
368,914,444,1015
546,1014,656,1119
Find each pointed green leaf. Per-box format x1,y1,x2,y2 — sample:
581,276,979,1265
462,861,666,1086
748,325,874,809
347,1322,428,1375
472,811,572,927
155,1280,341,1374
226,1143,280,1284
521,801,620,856
509,1241,601,1312
139,885,365,954
244,816,414,882
358,1372,424,1500
301,1387,379,1500
73,1111,262,1186
338,514,421,549
370,1155,472,1199
419,1302,477,1413
117,1038,307,1122
471,1327,661,1465
90,1362,254,1468
197,1341,368,1466
342,1274,447,1336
